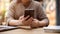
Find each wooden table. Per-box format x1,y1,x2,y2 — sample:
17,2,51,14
0,28,60,34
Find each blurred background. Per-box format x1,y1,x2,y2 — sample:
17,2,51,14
0,0,56,26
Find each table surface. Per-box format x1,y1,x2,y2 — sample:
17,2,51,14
0,28,60,34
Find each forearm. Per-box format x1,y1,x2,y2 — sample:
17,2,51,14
8,20,23,26
38,19,49,27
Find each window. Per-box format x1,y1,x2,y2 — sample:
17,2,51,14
44,0,56,26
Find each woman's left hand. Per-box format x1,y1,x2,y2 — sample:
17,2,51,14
31,19,40,28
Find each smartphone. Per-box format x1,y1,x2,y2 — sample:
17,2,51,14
24,9,34,20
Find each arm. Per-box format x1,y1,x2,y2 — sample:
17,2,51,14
5,1,22,26
31,3,49,28
37,4,49,27
5,2,33,26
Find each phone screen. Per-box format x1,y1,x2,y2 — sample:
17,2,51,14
24,9,34,20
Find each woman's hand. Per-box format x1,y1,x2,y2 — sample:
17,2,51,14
31,19,40,28
19,15,33,26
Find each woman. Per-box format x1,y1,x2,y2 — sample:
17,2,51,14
5,0,49,28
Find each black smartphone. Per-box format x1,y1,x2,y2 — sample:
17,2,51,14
24,9,34,20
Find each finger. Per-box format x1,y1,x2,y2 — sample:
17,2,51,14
25,17,33,25
27,17,33,22
19,15,24,20
24,15,30,20
33,19,36,20
33,19,38,21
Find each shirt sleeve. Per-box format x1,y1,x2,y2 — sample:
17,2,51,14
37,4,49,26
5,1,16,25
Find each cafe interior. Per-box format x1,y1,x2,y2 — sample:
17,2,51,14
0,0,56,26
0,0,60,34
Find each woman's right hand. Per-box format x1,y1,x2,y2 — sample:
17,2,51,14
19,15,33,26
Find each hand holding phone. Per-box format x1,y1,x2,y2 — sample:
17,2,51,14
24,9,34,20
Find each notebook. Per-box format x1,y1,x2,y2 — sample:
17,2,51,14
0,25,17,32
43,26,60,33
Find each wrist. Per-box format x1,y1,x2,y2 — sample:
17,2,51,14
38,21,46,27
17,20,24,26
